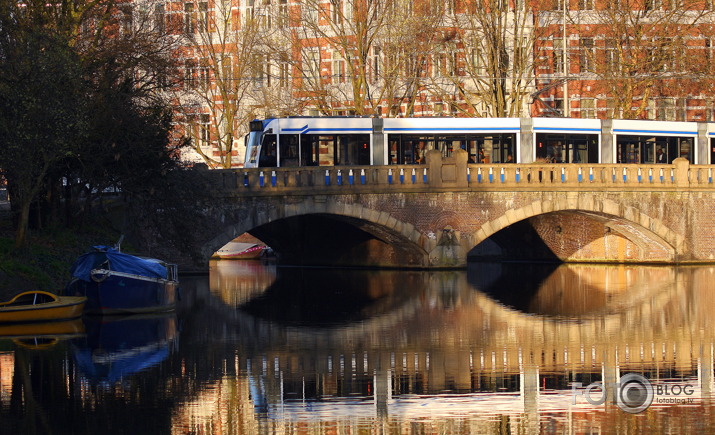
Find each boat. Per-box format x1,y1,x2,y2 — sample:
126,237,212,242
64,245,178,314
213,242,267,260
0,291,86,323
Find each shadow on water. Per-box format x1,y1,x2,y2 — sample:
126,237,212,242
236,267,425,327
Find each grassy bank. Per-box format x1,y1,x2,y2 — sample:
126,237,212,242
0,218,121,300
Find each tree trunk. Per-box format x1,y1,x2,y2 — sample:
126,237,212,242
14,200,31,248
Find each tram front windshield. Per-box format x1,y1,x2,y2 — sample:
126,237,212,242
244,131,263,168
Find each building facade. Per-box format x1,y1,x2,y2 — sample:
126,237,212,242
136,0,715,167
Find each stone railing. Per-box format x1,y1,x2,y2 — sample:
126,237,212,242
209,149,715,195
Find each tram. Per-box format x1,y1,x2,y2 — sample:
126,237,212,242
244,117,714,168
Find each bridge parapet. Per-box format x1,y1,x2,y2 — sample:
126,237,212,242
209,155,714,196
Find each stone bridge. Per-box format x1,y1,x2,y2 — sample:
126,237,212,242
194,149,715,268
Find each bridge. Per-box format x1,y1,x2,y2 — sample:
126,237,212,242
193,149,715,267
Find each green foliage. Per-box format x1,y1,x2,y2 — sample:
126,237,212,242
0,0,185,245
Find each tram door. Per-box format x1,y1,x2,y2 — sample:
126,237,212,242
278,134,299,167
567,139,588,163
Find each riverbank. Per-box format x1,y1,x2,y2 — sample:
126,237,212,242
0,216,122,300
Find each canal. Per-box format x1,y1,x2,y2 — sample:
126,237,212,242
1,261,714,433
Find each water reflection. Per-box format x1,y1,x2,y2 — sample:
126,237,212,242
71,314,178,386
1,263,715,433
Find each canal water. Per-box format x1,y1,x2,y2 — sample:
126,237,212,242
1,261,715,434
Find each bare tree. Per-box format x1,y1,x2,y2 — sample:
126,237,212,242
565,0,712,119
176,0,268,168
285,0,442,116
432,0,555,118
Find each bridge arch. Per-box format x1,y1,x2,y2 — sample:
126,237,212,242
471,194,683,263
200,197,430,267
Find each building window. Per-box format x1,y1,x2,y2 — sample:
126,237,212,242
605,38,619,71
331,0,343,22
278,0,289,25
184,59,197,89
333,52,346,83
304,2,318,23
553,38,564,74
657,98,677,121
198,2,208,32
198,58,210,87
120,5,133,36
580,38,595,73
265,59,273,87
199,114,211,147
371,46,381,83
252,54,264,87
222,56,232,82
279,61,290,87
581,98,596,118
154,4,165,33
184,3,195,34
579,0,595,10
303,48,321,85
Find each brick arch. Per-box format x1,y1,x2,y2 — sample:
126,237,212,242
200,197,430,266
471,195,682,261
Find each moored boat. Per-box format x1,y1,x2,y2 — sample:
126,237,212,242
213,242,267,260
0,291,86,323
65,246,178,315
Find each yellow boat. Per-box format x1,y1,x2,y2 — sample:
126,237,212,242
0,291,86,323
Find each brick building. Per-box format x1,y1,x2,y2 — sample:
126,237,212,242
137,0,715,167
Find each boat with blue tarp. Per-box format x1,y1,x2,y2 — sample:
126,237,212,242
64,245,178,314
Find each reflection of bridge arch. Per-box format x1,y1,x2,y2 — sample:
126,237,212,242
202,264,690,371
472,194,683,262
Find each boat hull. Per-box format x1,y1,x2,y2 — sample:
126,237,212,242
0,296,86,323
213,242,266,260
66,274,177,315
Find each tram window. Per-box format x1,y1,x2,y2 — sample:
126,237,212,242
279,134,299,167
467,139,478,163
336,134,370,165
389,138,401,164
318,135,335,166
258,134,277,167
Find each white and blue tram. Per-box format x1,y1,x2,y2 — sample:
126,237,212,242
244,117,715,168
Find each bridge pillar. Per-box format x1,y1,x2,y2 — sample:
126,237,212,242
674,157,690,187
426,148,468,188
428,226,467,267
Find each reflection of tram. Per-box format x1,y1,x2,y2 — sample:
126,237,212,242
244,117,712,168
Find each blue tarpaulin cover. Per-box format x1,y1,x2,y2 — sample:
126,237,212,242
70,246,167,282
